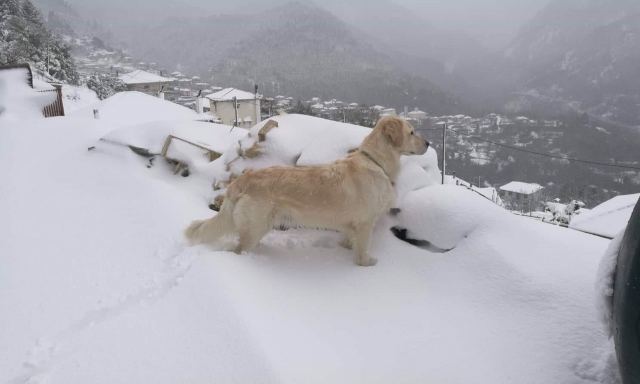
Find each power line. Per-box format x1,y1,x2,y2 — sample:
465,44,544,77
445,127,640,171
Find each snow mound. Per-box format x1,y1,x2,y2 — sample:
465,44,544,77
101,120,246,167
0,68,55,121
396,147,441,202
570,193,639,238
70,91,198,126
226,114,370,174
397,185,509,249
61,85,99,114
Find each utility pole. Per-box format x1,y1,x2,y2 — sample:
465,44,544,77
441,122,447,185
233,96,238,128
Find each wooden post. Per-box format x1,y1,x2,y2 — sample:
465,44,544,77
233,96,238,128
441,122,447,184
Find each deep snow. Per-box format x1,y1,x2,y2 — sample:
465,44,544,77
0,86,621,383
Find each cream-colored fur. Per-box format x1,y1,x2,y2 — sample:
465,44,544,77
185,116,429,266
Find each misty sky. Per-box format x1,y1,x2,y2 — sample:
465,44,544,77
395,0,548,48
68,0,550,49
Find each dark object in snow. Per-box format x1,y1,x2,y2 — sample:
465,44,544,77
613,198,640,384
128,145,155,158
390,226,450,253
209,195,224,212
389,207,401,216
87,146,95,151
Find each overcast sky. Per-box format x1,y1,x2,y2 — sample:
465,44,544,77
395,0,549,47
67,0,550,49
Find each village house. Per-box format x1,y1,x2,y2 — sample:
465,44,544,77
118,69,175,97
499,181,544,213
205,87,261,127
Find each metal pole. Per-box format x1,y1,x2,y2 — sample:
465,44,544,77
441,122,447,184
233,96,238,128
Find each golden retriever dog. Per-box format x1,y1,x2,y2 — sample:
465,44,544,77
185,116,430,266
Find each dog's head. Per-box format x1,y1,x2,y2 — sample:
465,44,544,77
376,116,429,155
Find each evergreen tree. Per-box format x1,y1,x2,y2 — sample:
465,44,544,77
86,73,126,100
0,0,78,84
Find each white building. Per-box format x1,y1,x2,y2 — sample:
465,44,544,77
499,181,544,212
408,108,427,121
118,70,175,96
380,108,397,117
205,87,261,127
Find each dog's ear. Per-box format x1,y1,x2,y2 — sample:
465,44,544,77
381,117,404,147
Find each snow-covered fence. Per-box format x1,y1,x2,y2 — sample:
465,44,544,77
39,85,65,117
0,63,64,117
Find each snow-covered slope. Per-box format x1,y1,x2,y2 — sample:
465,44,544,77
61,84,99,114
70,91,199,126
0,98,620,382
570,193,639,238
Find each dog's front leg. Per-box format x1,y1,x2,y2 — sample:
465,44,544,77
353,223,377,267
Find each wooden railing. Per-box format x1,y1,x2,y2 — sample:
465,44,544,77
39,85,65,117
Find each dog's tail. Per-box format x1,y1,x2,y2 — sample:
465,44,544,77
184,198,236,245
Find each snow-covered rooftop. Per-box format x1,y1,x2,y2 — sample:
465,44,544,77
205,87,258,101
499,181,544,195
70,91,198,126
118,70,175,85
570,193,639,238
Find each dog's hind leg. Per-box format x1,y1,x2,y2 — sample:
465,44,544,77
339,227,355,250
184,199,235,245
233,197,272,254
353,223,377,267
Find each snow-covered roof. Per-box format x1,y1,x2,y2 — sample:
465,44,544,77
408,109,426,116
205,87,259,101
69,91,198,126
118,70,175,85
32,78,55,91
570,193,639,238
499,181,543,195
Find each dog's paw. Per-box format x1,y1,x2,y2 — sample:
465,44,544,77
356,257,378,267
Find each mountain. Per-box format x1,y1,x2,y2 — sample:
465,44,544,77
32,0,114,41
215,3,460,112
504,0,640,127
327,0,509,108
122,2,462,114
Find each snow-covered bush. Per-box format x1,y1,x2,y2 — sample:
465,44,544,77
0,0,78,83
85,73,127,100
